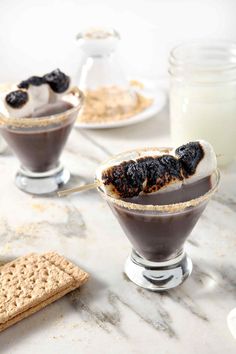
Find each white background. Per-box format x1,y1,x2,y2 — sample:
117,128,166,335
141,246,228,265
0,0,235,83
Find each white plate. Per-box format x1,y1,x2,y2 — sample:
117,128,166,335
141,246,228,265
75,87,166,129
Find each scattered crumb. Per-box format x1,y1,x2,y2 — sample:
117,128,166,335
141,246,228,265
1,243,12,255
51,335,65,340
129,79,144,89
15,223,39,236
71,323,79,329
31,203,48,212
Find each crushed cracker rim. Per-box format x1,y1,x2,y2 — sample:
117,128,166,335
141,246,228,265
96,147,220,213
0,87,84,128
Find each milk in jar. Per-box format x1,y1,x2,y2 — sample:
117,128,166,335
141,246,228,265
169,42,236,166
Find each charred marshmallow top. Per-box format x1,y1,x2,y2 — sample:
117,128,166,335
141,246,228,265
3,69,71,118
98,140,217,199
4,90,34,118
175,140,217,184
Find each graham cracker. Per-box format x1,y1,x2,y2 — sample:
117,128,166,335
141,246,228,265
0,252,88,332
0,285,75,332
43,252,89,286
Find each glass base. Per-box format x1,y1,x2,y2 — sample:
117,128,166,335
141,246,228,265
15,165,70,195
124,250,192,291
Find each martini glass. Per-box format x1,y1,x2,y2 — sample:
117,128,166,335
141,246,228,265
0,88,83,195
97,148,220,291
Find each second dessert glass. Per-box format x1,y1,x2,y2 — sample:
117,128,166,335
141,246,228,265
97,148,220,291
0,88,83,195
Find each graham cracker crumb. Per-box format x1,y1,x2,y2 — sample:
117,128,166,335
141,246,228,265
31,204,48,212
77,85,153,124
15,223,39,236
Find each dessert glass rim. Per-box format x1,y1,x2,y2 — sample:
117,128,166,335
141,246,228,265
96,146,220,213
0,87,84,128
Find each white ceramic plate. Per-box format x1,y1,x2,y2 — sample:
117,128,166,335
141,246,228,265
74,86,166,129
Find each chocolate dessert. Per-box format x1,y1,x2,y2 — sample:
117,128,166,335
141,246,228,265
98,141,218,262
1,69,76,173
0,69,83,194
110,176,211,261
1,113,74,172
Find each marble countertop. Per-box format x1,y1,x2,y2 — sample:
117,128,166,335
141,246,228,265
0,105,236,354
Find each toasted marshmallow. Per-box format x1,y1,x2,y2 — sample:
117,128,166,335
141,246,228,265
97,152,183,199
175,140,217,185
97,141,217,199
28,84,49,109
154,180,183,193
43,69,71,103
18,76,49,110
4,89,34,118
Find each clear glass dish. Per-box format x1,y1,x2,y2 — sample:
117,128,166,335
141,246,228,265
97,147,220,291
0,87,83,195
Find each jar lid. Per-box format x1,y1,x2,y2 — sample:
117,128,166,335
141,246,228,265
76,27,120,56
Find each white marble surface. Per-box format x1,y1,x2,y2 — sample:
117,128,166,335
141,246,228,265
0,105,236,354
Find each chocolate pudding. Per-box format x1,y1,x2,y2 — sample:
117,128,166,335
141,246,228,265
109,176,211,262
1,102,75,173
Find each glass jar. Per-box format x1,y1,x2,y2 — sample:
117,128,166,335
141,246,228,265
169,41,236,166
75,27,138,122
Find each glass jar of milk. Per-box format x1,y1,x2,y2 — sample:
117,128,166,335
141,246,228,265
169,41,236,166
